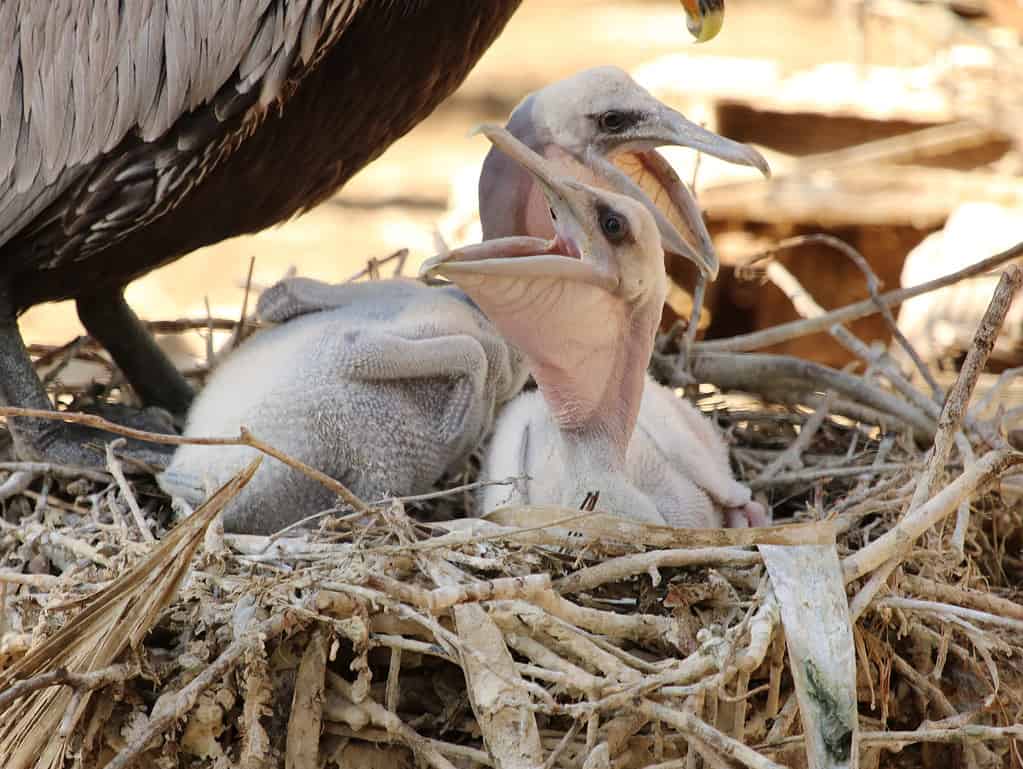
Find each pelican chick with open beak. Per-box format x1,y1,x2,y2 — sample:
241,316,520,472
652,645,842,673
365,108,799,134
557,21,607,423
477,66,769,327
423,127,767,527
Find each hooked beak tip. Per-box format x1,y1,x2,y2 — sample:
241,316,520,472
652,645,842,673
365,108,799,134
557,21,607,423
418,254,445,278
753,153,772,179
682,0,724,42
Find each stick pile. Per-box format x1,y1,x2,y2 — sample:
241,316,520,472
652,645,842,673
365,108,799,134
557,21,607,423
0,242,1021,769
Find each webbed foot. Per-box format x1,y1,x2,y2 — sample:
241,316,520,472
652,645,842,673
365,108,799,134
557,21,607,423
10,404,177,471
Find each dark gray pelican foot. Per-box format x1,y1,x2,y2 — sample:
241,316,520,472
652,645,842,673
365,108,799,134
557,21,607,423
0,289,177,470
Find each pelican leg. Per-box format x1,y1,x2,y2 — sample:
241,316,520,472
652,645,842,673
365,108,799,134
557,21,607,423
76,290,194,418
0,282,175,469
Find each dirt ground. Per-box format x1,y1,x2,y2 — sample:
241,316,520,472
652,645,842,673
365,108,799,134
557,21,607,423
19,0,889,367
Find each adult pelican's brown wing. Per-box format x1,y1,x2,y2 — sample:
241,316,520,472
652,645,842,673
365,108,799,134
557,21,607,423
0,0,363,264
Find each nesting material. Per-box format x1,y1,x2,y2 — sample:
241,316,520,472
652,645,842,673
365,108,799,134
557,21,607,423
0,252,1022,769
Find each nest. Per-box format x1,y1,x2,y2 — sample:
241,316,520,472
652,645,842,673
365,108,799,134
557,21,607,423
1,241,1022,769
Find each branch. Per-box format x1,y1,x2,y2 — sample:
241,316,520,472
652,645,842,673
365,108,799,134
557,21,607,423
0,406,372,515
698,239,1023,353
0,663,138,713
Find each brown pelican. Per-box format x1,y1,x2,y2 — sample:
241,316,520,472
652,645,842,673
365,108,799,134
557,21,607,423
158,278,528,534
423,126,768,527
0,1,725,467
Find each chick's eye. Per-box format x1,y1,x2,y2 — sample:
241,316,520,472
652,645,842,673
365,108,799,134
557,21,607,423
601,213,626,240
598,110,626,133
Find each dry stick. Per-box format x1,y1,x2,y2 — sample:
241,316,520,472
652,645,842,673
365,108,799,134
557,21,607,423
750,234,942,396
232,256,257,350
0,462,111,483
530,589,675,646
877,596,1023,633
766,723,1023,752
899,573,1023,622
749,463,911,491
0,572,61,588
542,721,581,769
105,440,154,543
848,267,1023,621
554,548,761,596
0,406,373,515
0,471,35,501
675,273,709,383
287,628,328,769
950,433,977,557
0,662,138,713
678,352,937,438
763,259,941,427
342,248,411,284
264,476,522,542
698,239,1023,354
640,700,785,769
367,573,551,615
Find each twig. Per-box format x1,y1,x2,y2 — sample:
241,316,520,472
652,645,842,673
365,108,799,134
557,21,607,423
765,723,1023,751
105,440,154,543
641,700,786,769
554,549,761,595
366,573,551,614
265,477,522,541
667,352,937,438
698,239,1023,354
800,234,941,396
749,462,912,490
286,628,327,769
900,573,1023,622
542,720,581,769
877,596,1023,633
233,256,257,350
342,248,411,284
0,462,110,484
761,257,943,427
0,471,35,501
0,663,138,713
0,572,62,588
0,406,372,515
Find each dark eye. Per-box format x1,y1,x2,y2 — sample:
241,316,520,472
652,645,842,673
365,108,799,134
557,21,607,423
601,212,627,241
598,110,627,133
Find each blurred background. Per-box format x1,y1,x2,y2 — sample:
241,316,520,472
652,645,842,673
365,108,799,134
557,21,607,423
22,0,1023,379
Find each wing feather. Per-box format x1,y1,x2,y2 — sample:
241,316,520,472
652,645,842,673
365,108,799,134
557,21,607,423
0,0,363,254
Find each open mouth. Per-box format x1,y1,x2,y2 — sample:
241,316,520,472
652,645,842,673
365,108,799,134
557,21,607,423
548,233,582,262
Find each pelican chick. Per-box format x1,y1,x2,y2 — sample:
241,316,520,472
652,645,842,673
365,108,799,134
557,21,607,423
423,127,766,527
479,65,770,323
158,279,527,534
